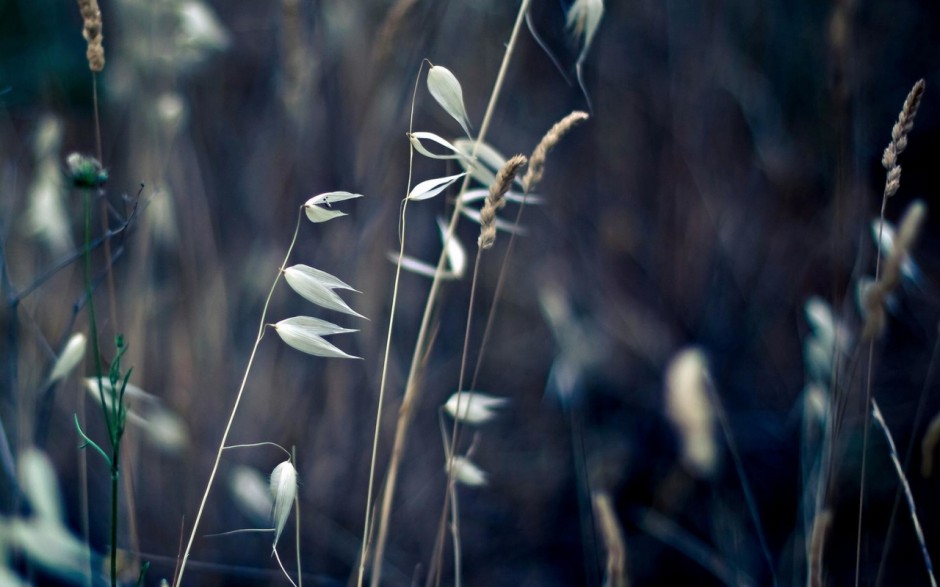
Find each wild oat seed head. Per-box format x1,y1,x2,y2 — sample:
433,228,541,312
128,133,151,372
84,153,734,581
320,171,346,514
269,460,298,550
664,348,717,478
479,154,527,249
76,0,105,72
882,199,926,293
522,111,589,193
881,79,924,198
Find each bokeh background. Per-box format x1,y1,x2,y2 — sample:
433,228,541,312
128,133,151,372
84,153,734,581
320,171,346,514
2,0,940,585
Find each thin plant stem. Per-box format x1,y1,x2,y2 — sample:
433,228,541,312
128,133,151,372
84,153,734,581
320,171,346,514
856,182,890,587
293,446,302,587
871,400,937,587
369,3,531,585
274,547,299,587
175,209,304,586
356,61,424,587
703,373,778,586
429,251,483,587
875,338,940,587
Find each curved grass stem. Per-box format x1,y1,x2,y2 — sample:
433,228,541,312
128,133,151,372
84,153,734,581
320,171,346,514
369,2,532,585
174,209,304,586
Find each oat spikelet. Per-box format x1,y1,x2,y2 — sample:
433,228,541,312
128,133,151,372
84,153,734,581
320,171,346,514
809,509,832,587
863,200,926,339
479,154,527,249
592,491,629,587
664,348,717,478
882,80,924,199
76,0,105,72
522,111,589,193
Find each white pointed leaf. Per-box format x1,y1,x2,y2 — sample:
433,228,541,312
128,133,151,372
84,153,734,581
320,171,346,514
274,317,360,359
436,218,467,277
284,265,364,318
388,252,460,280
460,189,543,205
49,333,86,383
444,392,508,425
269,460,297,550
407,172,466,201
460,207,528,235
409,132,466,160
450,456,487,487
303,191,363,223
427,65,472,137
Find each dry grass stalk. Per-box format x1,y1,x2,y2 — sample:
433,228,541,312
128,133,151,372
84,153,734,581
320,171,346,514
76,0,105,72
809,509,832,587
592,491,629,587
921,411,940,478
522,111,589,192
882,79,924,199
862,200,926,339
479,154,527,248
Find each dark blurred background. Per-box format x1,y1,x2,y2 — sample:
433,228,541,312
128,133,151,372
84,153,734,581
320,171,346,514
2,0,940,585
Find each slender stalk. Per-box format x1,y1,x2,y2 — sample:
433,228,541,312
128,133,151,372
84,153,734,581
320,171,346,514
428,252,483,587
369,4,531,585
293,446,302,587
110,443,120,587
356,62,424,587
175,210,304,586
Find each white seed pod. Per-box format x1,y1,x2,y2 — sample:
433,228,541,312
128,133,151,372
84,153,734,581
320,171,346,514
270,460,298,549
409,132,466,160
389,252,461,281
303,191,363,223
427,66,472,137
566,0,604,65
18,449,62,522
389,218,467,280
664,348,717,478
450,455,487,487
83,378,189,453
7,519,91,582
273,316,360,359
407,172,466,201
871,219,920,282
284,264,364,318
230,465,274,525
49,333,86,383
444,392,508,425
436,218,466,278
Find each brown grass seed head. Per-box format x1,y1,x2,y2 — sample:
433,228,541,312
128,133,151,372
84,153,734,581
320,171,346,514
479,154,527,249
882,79,924,198
522,111,589,193
76,0,105,72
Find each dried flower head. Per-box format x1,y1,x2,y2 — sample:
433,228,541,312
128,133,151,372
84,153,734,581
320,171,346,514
882,80,925,199
522,111,589,193
479,154,526,249
76,0,105,72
